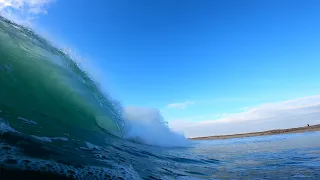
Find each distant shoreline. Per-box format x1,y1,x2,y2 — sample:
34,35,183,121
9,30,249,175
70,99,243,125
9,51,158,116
189,124,320,140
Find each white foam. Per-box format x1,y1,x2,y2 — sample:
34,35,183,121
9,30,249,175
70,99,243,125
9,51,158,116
30,135,53,142
52,137,69,142
85,142,101,150
31,135,69,143
123,107,189,147
18,117,37,125
0,118,17,133
0,142,141,180
79,141,102,151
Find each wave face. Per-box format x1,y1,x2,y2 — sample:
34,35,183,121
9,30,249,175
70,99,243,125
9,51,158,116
0,16,124,138
0,16,187,147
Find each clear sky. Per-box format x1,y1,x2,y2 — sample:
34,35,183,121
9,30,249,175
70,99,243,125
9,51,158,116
1,0,320,137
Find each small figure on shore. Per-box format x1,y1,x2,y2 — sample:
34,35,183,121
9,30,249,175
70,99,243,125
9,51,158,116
307,124,309,127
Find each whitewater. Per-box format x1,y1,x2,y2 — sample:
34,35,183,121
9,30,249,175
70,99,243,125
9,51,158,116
1,17,320,179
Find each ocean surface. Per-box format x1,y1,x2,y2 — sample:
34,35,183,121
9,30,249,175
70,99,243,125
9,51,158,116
1,16,320,179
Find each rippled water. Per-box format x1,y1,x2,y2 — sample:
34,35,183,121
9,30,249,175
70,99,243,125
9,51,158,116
2,116,320,179
188,133,320,179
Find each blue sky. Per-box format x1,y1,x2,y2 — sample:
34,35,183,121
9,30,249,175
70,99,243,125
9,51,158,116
1,0,320,136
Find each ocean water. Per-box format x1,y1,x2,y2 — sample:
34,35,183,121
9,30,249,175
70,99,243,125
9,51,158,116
1,16,320,179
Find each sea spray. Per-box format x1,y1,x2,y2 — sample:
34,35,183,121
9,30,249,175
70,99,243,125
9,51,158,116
123,106,189,147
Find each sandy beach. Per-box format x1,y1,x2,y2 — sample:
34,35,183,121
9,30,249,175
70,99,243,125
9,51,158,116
190,124,320,140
